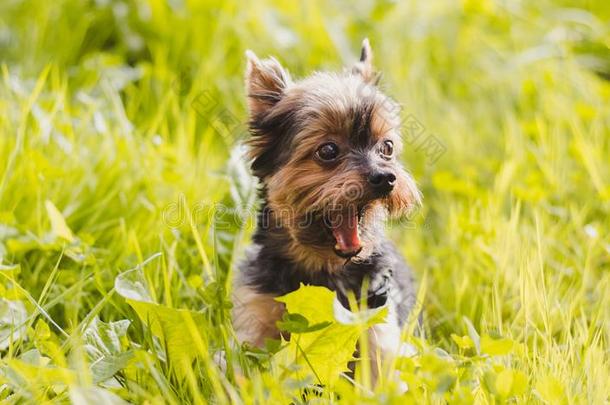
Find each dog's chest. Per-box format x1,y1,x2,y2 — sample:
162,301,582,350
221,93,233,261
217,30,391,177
243,244,404,314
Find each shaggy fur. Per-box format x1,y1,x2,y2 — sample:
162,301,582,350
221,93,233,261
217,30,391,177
233,39,421,360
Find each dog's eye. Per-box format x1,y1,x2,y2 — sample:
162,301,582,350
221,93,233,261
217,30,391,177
380,140,394,157
316,142,339,161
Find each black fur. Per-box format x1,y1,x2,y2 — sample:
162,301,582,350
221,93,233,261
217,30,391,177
239,199,417,325
249,109,301,179
350,101,375,149
238,45,420,337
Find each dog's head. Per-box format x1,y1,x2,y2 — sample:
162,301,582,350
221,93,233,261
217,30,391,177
245,39,421,269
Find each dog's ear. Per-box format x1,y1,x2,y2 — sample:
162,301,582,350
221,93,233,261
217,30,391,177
352,38,379,84
245,50,291,117
245,51,294,179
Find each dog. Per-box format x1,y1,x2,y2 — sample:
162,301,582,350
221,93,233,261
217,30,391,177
232,39,421,371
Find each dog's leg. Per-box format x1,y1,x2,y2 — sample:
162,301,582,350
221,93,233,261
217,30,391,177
366,312,411,391
232,285,285,347
367,319,401,382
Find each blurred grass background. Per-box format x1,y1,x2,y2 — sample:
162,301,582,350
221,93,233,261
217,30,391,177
0,0,609,403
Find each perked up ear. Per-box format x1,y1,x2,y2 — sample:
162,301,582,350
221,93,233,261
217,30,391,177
245,50,291,117
351,38,378,84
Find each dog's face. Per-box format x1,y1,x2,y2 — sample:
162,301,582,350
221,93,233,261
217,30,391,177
245,40,420,269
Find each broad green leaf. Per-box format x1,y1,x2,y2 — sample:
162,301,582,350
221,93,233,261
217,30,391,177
83,317,130,356
277,312,309,333
451,334,474,350
511,370,528,396
535,374,567,404
274,284,387,387
45,200,74,242
125,299,208,374
114,266,155,303
417,350,457,393
115,264,209,379
83,317,133,383
481,335,514,356
34,319,51,341
495,368,514,398
277,313,332,334
485,368,528,398
90,351,135,384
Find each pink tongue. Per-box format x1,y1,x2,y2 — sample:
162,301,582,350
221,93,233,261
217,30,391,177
331,213,361,254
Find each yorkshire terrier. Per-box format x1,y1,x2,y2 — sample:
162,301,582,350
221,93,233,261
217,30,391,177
233,39,421,364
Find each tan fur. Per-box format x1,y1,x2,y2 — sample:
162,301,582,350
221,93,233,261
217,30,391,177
236,41,421,378
352,38,377,83
258,90,419,270
245,51,292,116
232,285,285,347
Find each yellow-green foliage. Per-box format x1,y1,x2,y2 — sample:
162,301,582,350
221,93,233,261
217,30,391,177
0,0,609,403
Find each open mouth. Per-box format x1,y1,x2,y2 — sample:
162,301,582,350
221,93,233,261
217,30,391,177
326,207,365,258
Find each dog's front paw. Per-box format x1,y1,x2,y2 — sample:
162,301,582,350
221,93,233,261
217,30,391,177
367,271,391,308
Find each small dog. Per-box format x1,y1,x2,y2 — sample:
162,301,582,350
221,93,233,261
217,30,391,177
233,39,421,363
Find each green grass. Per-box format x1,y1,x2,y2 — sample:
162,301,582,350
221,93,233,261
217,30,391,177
0,0,609,403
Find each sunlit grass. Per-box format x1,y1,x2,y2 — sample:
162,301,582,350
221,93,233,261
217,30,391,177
0,0,608,403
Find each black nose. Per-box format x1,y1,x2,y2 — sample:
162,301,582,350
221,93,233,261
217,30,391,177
367,171,396,194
